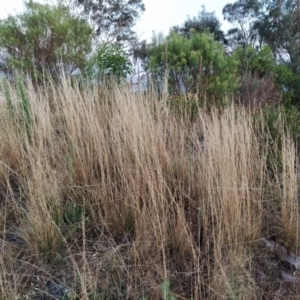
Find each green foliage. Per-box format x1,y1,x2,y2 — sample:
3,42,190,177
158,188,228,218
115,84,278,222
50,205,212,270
232,45,276,77
46,198,63,227
72,0,145,46
148,31,239,105
223,0,300,106
275,64,300,107
17,76,32,141
2,76,34,140
172,6,226,43
1,77,14,119
86,44,134,82
259,104,300,144
161,280,177,300
63,203,83,227
168,94,201,119
255,103,300,172
232,46,256,76
279,104,300,145
260,105,283,142
222,0,259,47
250,46,277,77
231,44,300,108
0,0,92,80
253,0,300,68
254,0,300,105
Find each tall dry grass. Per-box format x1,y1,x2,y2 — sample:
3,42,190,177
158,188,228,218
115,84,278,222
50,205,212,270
0,76,298,299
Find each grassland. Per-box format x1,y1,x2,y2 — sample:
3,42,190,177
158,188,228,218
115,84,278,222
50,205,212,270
0,76,299,299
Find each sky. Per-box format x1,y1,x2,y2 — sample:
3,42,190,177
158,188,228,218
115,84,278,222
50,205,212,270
0,0,233,41
134,0,232,41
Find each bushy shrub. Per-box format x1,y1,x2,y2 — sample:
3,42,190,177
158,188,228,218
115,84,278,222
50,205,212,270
0,1,92,81
85,44,134,83
148,31,239,106
232,45,276,78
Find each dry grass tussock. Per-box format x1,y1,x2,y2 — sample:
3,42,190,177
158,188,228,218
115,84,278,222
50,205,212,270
0,76,299,299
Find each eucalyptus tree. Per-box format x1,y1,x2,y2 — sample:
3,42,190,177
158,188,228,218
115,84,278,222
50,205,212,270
253,0,300,72
172,6,227,44
223,0,300,105
0,0,93,81
71,0,145,47
222,0,260,48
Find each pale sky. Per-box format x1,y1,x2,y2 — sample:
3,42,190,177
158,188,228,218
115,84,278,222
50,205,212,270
0,0,233,41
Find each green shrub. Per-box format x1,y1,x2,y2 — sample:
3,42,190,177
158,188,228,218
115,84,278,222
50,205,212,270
0,1,92,81
85,44,134,83
148,31,239,106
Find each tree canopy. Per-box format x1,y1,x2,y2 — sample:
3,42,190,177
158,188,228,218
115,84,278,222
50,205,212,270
0,0,93,80
72,0,145,46
223,0,300,105
172,6,227,44
223,0,260,47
